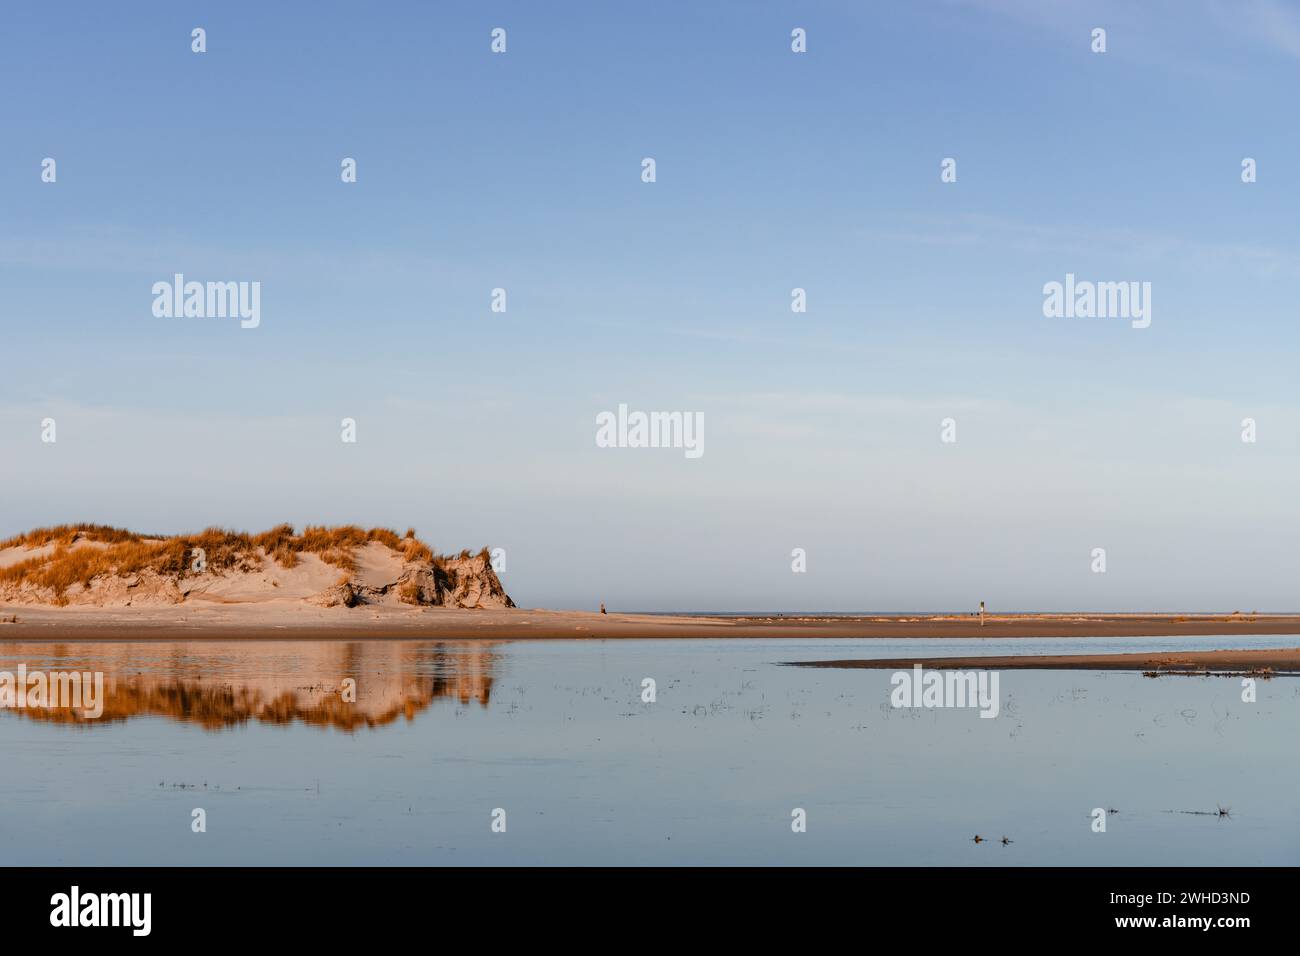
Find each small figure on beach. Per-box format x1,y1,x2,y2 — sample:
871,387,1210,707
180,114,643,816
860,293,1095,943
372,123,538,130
599,602,606,615
979,600,985,627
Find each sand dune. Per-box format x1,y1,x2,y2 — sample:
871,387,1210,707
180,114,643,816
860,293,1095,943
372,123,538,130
0,524,513,612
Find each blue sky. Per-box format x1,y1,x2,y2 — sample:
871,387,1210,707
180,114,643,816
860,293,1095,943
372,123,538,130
3,0,1300,610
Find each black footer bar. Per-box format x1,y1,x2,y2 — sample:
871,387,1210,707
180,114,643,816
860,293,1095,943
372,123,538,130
0,866,1279,940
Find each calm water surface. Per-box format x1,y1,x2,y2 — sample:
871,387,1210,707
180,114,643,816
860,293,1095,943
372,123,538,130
1,635,1297,865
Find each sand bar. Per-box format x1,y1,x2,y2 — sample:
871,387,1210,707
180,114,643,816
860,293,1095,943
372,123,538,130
784,647,1300,673
3,607,1300,642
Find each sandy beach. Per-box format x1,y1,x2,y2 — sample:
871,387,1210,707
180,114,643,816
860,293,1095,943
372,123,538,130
3,606,1300,642
784,646,1300,673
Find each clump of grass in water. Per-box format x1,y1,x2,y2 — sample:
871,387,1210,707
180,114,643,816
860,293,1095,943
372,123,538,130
1162,804,1232,818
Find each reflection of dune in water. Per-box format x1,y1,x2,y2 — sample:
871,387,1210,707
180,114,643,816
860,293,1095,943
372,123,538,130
0,641,498,731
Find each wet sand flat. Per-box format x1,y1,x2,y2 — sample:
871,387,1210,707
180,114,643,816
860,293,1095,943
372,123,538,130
3,606,1300,641
785,646,1300,673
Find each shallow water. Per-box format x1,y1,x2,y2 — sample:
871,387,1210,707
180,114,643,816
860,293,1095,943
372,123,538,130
1,636,1297,865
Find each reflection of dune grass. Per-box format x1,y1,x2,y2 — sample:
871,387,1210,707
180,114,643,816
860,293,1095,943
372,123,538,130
0,524,455,603
11,672,495,731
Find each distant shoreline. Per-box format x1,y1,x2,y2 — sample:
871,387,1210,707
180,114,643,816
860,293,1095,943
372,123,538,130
4,607,1300,642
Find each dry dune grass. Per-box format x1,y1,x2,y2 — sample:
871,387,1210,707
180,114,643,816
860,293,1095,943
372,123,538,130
402,538,434,563
0,524,472,604
1,524,144,549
